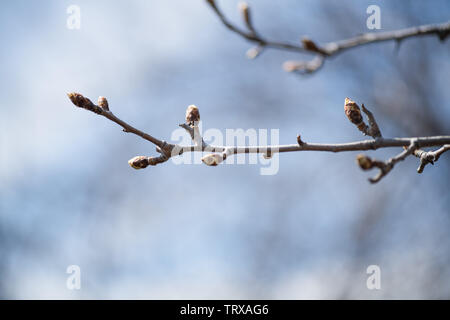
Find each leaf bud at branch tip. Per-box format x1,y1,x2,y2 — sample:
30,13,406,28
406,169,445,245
185,104,200,126
128,156,150,169
356,154,373,170
282,61,299,72
246,46,263,59
238,2,249,17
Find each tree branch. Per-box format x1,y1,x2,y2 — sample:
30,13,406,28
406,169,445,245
413,144,450,173
68,93,450,183
205,0,450,74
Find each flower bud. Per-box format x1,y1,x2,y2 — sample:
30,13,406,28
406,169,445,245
185,105,200,125
97,96,109,111
239,2,251,26
201,153,223,166
128,156,149,169
356,154,373,170
67,92,101,114
344,98,363,125
246,46,262,59
283,61,301,72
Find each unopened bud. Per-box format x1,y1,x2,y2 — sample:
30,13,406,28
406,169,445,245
246,46,262,59
356,154,373,170
185,105,200,125
97,96,109,111
201,153,223,166
239,2,250,22
128,156,149,169
344,98,364,125
67,92,101,114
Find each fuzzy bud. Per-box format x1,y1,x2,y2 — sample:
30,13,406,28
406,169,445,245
97,96,109,111
356,154,373,170
283,61,300,72
297,134,304,146
67,92,102,114
239,2,249,16
246,46,262,59
201,153,223,166
185,105,200,125
128,156,150,169
344,97,364,125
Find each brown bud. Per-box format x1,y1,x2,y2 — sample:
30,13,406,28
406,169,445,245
185,105,200,125
201,153,223,166
67,92,93,108
301,37,319,52
297,134,304,146
239,2,249,16
356,154,373,170
344,97,364,125
97,96,109,111
67,92,101,114
128,156,149,169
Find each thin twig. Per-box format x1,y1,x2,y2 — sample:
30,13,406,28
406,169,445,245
357,140,418,183
414,144,450,173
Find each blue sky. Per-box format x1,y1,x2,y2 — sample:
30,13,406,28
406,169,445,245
1,0,449,299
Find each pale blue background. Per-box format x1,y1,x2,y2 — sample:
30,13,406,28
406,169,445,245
0,0,449,298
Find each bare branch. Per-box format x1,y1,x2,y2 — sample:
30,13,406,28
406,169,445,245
205,0,450,74
67,93,172,153
68,93,450,183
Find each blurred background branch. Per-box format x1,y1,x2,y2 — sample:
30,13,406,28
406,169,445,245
206,0,450,74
